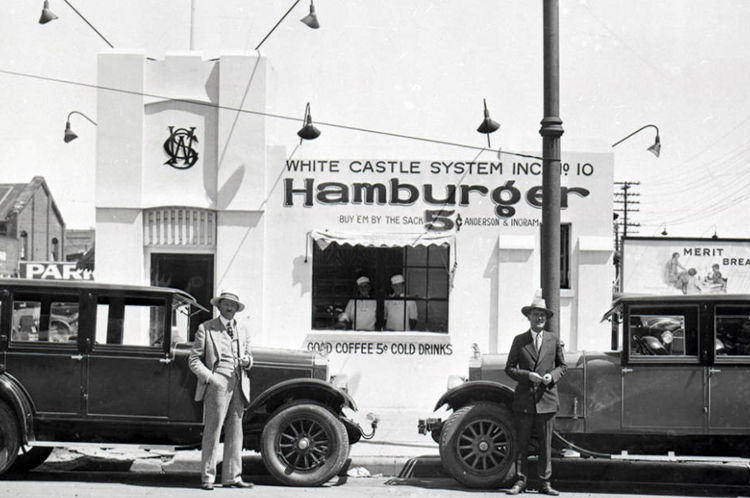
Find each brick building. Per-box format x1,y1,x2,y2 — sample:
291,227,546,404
0,176,65,277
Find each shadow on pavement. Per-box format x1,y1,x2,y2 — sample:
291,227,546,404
389,455,750,497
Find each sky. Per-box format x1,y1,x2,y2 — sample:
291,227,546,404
1,1,749,239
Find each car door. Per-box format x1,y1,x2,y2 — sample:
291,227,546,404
621,303,705,433
709,304,750,433
84,290,170,421
4,289,84,417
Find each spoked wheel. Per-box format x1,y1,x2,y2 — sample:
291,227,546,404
261,402,349,486
0,402,20,476
439,402,516,488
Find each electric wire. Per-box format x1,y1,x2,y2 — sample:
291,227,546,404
0,68,547,162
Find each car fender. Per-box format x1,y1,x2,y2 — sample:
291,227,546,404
0,374,34,443
247,378,357,416
434,380,515,412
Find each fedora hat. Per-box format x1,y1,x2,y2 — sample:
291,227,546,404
210,290,245,312
391,274,405,285
521,296,554,318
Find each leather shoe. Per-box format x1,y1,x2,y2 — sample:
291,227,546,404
223,480,254,489
506,481,526,495
200,482,214,491
539,483,560,496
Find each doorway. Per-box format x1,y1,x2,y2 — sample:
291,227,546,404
151,253,214,340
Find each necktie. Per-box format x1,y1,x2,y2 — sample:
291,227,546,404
226,321,234,339
535,332,542,352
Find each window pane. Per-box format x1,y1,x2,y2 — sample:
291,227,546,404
12,301,41,342
96,296,165,347
11,298,78,343
407,246,428,266
428,244,450,268
428,269,449,299
406,268,427,298
629,307,698,357
426,301,449,333
50,302,79,342
715,306,750,357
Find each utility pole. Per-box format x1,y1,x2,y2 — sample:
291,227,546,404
614,181,640,292
540,0,563,335
614,181,640,240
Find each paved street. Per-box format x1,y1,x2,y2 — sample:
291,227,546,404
2,471,750,498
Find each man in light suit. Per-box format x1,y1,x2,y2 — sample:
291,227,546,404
189,290,253,491
505,297,567,496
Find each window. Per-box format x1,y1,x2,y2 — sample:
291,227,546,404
312,243,450,332
628,305,699,358
51,237,59,261
19,231,28,261
11,294,79,343
95,294,166,348
539,223,571,289
715,306,750,358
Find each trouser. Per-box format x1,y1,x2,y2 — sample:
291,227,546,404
514,411,555,485
201,371,246,485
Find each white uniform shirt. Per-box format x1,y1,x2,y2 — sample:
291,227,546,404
344,299,377,331
384,297,418,331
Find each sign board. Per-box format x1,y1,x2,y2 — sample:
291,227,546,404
622,237,750,295
20,262,94,280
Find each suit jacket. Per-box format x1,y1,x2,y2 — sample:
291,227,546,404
505,329,567,414
189,317,252,404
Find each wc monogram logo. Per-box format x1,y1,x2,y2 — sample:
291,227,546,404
163,126,199,169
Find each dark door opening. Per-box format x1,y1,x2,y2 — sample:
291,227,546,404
151,253,213,340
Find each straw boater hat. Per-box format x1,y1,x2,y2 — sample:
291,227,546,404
391,274,405,285
210,290,246,312
521,296,554,318
356,276,371,286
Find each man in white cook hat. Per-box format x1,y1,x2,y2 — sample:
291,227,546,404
384,274,418,331
339,275,377,330
189,290,254,490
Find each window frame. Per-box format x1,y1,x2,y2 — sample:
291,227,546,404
311,242,451,333
90,290,171,355
624,303,701,365
714,304,750,365
8,290,81,350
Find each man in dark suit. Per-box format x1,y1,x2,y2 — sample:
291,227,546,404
189,290,254,491
505,297,567,496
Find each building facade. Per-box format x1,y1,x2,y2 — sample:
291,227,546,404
94,51,615,413
0,176,65,277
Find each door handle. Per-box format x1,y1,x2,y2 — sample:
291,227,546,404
622,367,633,374
71,354,83,361
709,368,721,375
159,358,172,364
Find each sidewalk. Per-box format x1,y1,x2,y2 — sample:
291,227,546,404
42,407,440,478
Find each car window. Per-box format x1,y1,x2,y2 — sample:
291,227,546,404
95,295,166,348
628,305,699,359
11,298,79,344
715,306,750,359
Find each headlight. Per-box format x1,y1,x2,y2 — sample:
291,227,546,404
447,375,466,390
661,330,674,345
330,374,349,393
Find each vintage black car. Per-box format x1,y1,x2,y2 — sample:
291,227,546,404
0,279,372,486
419,293,750,488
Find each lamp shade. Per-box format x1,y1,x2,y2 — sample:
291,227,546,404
300,1,320,29
476,99,500,134
297,103,321,140
298,116,321,140
648,136,661,158
39,0,58,24
63,121,78,143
